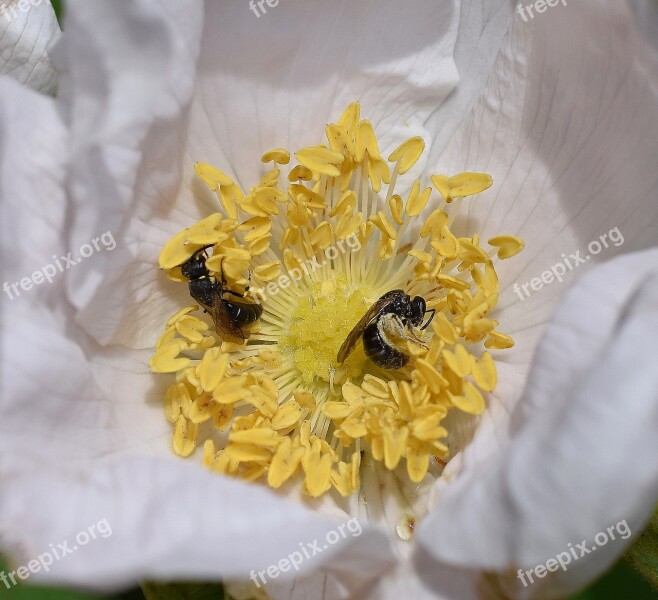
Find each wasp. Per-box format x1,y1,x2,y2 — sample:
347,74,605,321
180,246,262,340
337,290,435,370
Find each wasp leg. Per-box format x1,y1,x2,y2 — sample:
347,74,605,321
420,309,435,330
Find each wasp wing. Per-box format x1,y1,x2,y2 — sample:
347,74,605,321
205,294,246,341
336,291,406,364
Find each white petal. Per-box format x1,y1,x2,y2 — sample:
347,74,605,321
420,248,658,596
3,456,394,591
187,0,460,189
63,0,462,348
53,0,205,346
0,77,67,304
429,0,658,495
424,0,515,156
0,0,60,94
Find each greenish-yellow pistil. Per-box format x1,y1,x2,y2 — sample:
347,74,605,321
280,276,372,384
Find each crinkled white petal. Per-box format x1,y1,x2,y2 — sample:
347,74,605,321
62,0,462,349
52,0,204,346
0,0,60,94
420,249,658,597
425,0,658,509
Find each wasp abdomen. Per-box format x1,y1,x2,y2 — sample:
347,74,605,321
223,299,263,326
362,322,409,370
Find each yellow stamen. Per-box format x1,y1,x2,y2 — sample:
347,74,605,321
152,103,522,499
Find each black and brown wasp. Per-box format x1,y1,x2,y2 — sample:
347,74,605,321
179,246,262,340
337,290,435,370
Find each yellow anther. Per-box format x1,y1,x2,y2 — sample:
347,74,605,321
472,351,497,392
389,136,425,175
295,146,345,177
406,441,431,483
158,229,207,271
458,238,489,263
203,440,217,467
248,235,271,257
329,190,357,218
238,216,272,241
406,185,432,217
485,331,514,349
189,394,220,424
326,123,356,158
198,348,229,392
355,120,381,162
173,415,198,457
261,148,291,165
451,381,485,415
488,235,525,259
186,213,226,245
361,375,391,399
271,401,303,431
431,225,460,259
415,359,448,394
442,345,472,378
246,384,278,417
164,382,192,423
165,306,198,328
254,261,282,282
420,208,448,238
194,162,234,190
212,376,251,404
383,426,409,470
259,169,280,188
302,444,333,497
338,102,360,137
213,403,233,431
366,156,390,192
437,274,470,292
323,401,353,420
431,172,493,203
293,389,316,410
288,165,313,181
225,444,272,462
336,212,363,240
230,428,282,448
389,194,404,225
175,315,209,343
310,221,333,250
268,437,305,488
370,210,397,241
150,341,189,373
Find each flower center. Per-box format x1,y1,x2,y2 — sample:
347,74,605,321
280,276,371,384
150,101,525,499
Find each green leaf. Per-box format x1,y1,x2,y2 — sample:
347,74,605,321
51,0,63,24
570,559,658,600
141,582,226,600
0,555,144,600
626,505,658,591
